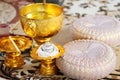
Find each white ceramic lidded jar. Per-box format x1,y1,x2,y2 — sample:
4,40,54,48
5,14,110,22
70,15,120,47
56,40,116,80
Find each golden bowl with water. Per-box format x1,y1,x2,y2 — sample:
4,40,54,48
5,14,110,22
20,3,63,44
20,3,64,75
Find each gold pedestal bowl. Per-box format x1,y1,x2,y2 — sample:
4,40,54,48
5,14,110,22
20,3,63,75
0,35,32,68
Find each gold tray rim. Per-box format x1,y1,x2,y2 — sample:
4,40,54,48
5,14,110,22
30,45,64,60
0,35,32,52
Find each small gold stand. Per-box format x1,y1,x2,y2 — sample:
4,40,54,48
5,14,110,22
31,45,64,75
4,52,24,68
40,59,56,75
5,36,24,68
0,35,32,68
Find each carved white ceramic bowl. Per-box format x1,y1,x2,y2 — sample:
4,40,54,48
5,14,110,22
56,40,116,80
70,15,120,47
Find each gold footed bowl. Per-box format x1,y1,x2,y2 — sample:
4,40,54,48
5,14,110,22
20,3,63,75
30,45,64,75
0,35,32,68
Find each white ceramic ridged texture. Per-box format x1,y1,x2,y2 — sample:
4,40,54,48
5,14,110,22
71,15,120,47
56,40,116,80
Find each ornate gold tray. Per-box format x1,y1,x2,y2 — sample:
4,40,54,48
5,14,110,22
30,45,64,60
0,35,32,52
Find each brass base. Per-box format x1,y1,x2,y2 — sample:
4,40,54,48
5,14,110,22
4,52,24,68
40,59,57,75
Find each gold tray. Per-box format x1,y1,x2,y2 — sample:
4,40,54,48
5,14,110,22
30,45,64,60
0,35,32,52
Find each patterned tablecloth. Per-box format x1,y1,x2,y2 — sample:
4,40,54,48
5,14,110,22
0,0,120,80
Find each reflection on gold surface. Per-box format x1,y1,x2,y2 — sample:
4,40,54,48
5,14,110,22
20,3,63,44
0,36,32,52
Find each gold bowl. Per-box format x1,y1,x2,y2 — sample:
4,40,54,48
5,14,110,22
20,3,63,44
